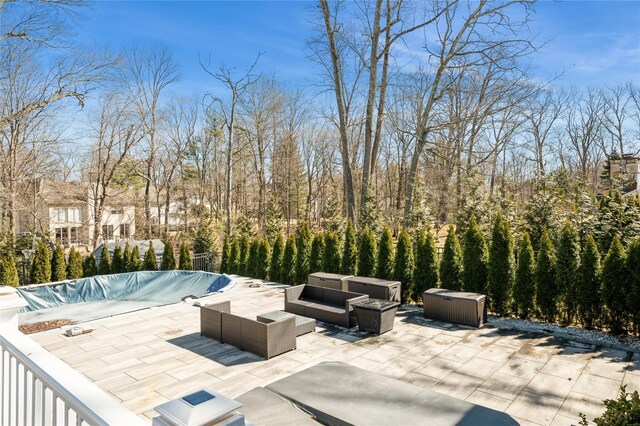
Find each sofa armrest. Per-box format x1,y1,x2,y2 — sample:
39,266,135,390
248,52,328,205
284,285,305,303
200,298,231,313
265,316,297,359
345,294,369,312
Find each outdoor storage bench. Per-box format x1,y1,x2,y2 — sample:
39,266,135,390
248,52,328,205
423,288,487,328
345,276,401,302
308,272,354,291
284,284,368,328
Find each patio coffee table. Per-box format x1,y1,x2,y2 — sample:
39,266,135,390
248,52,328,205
258,310,316,336
351,298,400,334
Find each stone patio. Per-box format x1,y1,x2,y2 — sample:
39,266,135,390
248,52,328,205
30,281,640,425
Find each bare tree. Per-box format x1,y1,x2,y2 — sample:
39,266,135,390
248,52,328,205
524,88,566,177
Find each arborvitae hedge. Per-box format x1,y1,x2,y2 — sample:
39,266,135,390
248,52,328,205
602,235,628,334
142,241,157,271
487,214,514,316
161,241,176,270
228,238,240,274
340,220,357,275
535,229,557,322
129,245,142,272
627,238,640,335
514,232,535,319
556,222,581,324
393,229,414,303
295,222,312,284
462,215,488,293
309,232,325,274
282,235,297,285
269,233,285,282
82,254,98,277
51,244,67,282
30,239,51,284
219,236,231,274
256,239,270,280
0,248,19,287
357,226,376,277
412,228,439,303
123,243,132,272
111,245,125,274
322,231,341,274
440,226,463,291
179,242,191,270
67,247,83,279
577,235,602,329
247,238,260,277
238,236,250,276
376,225,394,280
98,245,111,275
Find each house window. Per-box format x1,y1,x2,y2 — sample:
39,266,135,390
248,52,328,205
110,207,124,215
69,227,81,245
55,227,69,245
102,225,114,240
119,223,130,239
52,208,66,223
68,207,83,223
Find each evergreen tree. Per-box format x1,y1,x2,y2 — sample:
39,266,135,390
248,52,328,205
487,214,515,316
440,226,463,291
82,254,98,277
309,232,325,274
577,235,602,329
282,235,297,285
219,236,231,274
626,238,640,335
193,224,217,254
462,215,488,293
602,235,628,334
556,222,581,324
30,239,51,284
247,238,260,277
178,242,191,270
256,238,270,280
295,222,312,284
160,240,176,270
98,245,111,275
514,233,535,319
357,226,376,277
412,228,439,303
228,237,240,274
0,247,19,287
66,247,83,279
238,235,250,275
322,231,341,274
123,242,132,273
142,241,157,271
536,229,557,322
111,245,125,274
393,229,414,303
269,233,285,282
51,243,67,282
376,225,394,280
129,245,142,272
340,220,357,275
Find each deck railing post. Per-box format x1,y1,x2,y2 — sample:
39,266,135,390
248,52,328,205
0,286,28,331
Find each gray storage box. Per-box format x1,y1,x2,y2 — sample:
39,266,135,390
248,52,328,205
346,277,401,302
308,273,353,290
423,288,487,328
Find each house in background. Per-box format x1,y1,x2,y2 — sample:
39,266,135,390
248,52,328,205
608,153,639,196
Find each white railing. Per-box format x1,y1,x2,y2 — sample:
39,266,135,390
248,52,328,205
1,330,145,426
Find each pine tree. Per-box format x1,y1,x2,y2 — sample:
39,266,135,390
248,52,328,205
412,228,439,303
51,244,67,282
309,232,325,274
295,222,312,284
514,232,535,319
462,215,488,293
142,241,157,271
341,220,357,275
601,235,628,334
556,222,581,324
228,238,240,274
66,247,83,279
98,245,111,275
487,214,515,316
376,225,394,280
238,235,250,276
161,240,176,270
30,239,51,284
357,226,376,277
247,238,260,277
0,247,19,287
577,235,602,329
123,242,132,273
111,245,125,274
269,233,285,282
82,254,98,277
440,226,463,291
626,238,640,335
393,229,414,303
129,245,142,272
256,238,270,280
322,231,341,274
193,224,216,254
536,229,557,322
282,235,297,285
219,236,231,274
178,242,191,270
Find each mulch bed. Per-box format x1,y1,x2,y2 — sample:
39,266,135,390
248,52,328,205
19,319,74,335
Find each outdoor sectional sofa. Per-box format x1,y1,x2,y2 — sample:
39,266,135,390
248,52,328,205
284,284,368,328
199,298,296,359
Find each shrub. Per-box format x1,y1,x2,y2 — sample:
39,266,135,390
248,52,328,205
219,236,231,274
602,235,628,334
487,213,515,316
98,245,111,275
178,242,191,270
376,225,394,280
129,245,142,272
309,232,325,274
30,239,51,284
238,235,250,276
536,229,557,322
0,247,19,287
193,224,216,254
295,222,312,284
412,228,439,303
282,235,297,285
82,254,98,277
256,239,270,280
557,222,581,324
247,238,260,277
357,226,376,277
66,247,83,280
579,386,640,425
111,245,125,274
228,238,240,274
577,235,602,329
627,238,640,335
393,229,414,303
51,244,67,282
514,232,535,319
341,220,357,275
160,240,176,270
322,231,341,274
269,233,285,282
123,242,132,272
142,241,157,271
462,215,488,293
440,226,463,291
